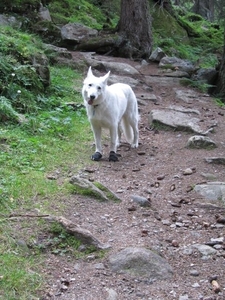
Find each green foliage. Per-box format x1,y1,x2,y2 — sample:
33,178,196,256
0,252,42,299
179,78,213,93
0,0,40,12
40,222,82,255
0,27,48,119
0,96,19,121
48,0,106,29
178,13,223,53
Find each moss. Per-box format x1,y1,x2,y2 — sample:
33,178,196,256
150,1,189,48
93,181,121,202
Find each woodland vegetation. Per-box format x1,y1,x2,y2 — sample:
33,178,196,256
0,0,225,123
0,1,225,298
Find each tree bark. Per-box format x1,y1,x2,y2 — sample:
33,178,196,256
192,0,214,21
117,0,153,59
214,28,225,102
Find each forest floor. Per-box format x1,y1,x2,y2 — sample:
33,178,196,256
41,54,225,300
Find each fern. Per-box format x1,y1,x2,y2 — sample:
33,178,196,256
0,96,19,122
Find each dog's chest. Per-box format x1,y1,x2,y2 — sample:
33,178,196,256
87,104,113,126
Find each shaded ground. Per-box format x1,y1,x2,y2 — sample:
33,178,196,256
43,54,225,300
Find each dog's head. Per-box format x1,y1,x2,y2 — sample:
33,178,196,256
82,67,110,105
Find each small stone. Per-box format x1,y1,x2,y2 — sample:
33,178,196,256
171,240,179,247
116,189,124,193
191,282,200,288
94,263,105,270
106,288,118,300
183,168,193,175
157,174,166,180
131,195,151,207
175,222,183,227
162,219,171,226
189,269,199,276
137,151,146,155
179,295,189,300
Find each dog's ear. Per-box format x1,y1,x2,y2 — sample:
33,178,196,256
87,66,93,77
102,71,110,84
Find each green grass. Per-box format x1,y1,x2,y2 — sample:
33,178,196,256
0,64,96,299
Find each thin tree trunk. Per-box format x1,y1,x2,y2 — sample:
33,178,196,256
215,28,225,101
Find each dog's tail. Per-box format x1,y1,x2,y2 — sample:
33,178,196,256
121,118,134,144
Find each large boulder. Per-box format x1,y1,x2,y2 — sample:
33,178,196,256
61,23,98,45
108,247,173,281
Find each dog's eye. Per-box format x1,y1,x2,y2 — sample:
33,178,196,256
97,86,101,90
88,84,92,87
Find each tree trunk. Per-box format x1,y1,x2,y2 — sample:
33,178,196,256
117,0,153,59
214,28,225,102
192,0,214,21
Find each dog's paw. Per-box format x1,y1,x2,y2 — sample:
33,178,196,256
91,152,102,161
109,151,119,162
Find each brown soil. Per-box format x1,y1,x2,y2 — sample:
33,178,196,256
43,55,225,300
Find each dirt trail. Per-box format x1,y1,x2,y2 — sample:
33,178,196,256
45,55,225,300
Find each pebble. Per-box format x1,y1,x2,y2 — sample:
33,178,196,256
189,269,200,276
179,295,189,300
192,282,200,288
183,168,193,175
162,219,171,226
131,195,151,207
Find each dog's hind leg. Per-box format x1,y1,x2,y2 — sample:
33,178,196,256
130,120,139,148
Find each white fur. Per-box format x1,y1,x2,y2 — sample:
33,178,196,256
82,66,139,159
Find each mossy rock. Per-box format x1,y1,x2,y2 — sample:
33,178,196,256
69,175,121,202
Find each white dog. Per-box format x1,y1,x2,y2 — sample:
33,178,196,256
82,67,139,161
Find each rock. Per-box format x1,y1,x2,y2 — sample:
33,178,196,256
101,62,139,76
47,215,108,250
165,70,190,78
61,23,98,44
38,4,52,21
205,157,225,165
162,219,171,226
43,44,73,59
131,195,151,207
145,76,181,87
108,75,139,88
183,168,193,175
69,175,122,202
201,173,217,180
192,67,218,86
159,56,196,74
179,295,189,300
149,47,166,62
108,247,173,280
148,108,208,135
31,53,50,87
106,288,118,300
192,282,200,288
187,135,217,149
191,244,218,256
136,93,157,102
175,89,200,104
194,182,225,203
189,269,200,276
0,14,22,28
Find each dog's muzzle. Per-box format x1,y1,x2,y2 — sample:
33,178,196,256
88,95,95,105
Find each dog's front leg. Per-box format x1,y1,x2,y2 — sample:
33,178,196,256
109,127,119,162
91,125,102,161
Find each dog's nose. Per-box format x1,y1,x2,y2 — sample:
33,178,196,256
90,95,95,100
